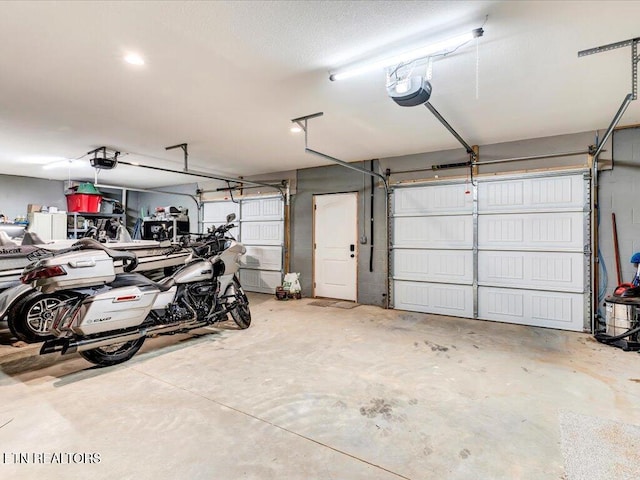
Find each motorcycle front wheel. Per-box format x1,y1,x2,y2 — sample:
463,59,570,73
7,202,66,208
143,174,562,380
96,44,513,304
79,338,146,367
227,277,251,329
9,291,70,343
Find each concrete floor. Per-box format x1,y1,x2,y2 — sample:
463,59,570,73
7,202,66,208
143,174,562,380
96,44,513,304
0,294,639,479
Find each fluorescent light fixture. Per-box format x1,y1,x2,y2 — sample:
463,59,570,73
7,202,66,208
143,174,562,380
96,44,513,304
329,28,483,81
290,126,302,133
124,52,145,65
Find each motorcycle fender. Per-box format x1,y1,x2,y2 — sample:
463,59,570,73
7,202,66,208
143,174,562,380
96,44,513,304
73,286,158,336
219,274,234,300
0,284,33,319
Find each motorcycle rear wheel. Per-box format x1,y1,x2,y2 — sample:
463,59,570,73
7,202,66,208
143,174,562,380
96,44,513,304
228,278,251,329
79,338,146,367
9,291,69,343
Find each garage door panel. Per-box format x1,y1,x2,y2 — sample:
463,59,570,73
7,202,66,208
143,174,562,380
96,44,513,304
239,269,282,294
478,286,583,331
241,222,283,246
480,175,584,213
394,216,473,249
241,197,283,222
394,281,473,317
240,245,283,271
394,184,472,216
203,201,239,223
202,222,240,238
478,212,584,251
391,172,588,331
478,251,584,292
393,249,473,284
204,197,284,294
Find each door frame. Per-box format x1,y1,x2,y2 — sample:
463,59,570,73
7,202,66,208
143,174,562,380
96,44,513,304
312,192,359,301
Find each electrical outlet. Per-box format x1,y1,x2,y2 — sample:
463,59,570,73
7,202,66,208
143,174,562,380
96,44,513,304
359,235,367,244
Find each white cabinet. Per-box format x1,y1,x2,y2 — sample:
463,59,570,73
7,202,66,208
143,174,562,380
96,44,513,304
27,212,67,242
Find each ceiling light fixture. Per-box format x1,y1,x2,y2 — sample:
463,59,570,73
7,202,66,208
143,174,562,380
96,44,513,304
124,52,145,66
329,27,484,81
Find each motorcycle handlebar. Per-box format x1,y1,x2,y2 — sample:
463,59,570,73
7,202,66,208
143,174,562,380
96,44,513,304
122,254,138,273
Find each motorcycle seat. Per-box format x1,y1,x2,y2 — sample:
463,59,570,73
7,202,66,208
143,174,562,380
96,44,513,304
73,237,138,272
108,273,176,292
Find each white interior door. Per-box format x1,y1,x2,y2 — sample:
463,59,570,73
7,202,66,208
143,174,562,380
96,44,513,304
314,193,358,301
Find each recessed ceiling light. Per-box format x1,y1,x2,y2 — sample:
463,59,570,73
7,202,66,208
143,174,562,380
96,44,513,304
124,53,145,66
290,126,302,133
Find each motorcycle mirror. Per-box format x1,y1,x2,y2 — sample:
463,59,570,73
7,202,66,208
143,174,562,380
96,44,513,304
226,213,236,223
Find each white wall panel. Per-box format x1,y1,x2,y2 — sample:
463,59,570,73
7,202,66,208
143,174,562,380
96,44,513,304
393,250,473,284
239,269,282,294
479,174,584,213
393,183,472,216
394,281,473,317
478,251,584,292
478,212,584,251
241,245,283,271
393,216,473,249
478,286,584,331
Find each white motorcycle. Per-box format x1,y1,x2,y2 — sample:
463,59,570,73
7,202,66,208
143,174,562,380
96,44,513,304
9,214,251,366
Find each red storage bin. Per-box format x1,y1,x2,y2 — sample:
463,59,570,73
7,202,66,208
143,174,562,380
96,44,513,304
66,193,102,213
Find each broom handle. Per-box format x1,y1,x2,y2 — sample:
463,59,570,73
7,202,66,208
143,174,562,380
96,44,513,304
612,212,622,285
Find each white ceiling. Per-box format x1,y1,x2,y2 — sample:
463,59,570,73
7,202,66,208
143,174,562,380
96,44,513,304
1,1,639,188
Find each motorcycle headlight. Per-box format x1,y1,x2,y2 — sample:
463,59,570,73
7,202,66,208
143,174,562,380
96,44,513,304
224,240,232,249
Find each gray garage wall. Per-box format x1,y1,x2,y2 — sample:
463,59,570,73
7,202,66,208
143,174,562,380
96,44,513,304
379,130,595,182
290,130,601,306
292,162,388,306
0,174,66,220
597,127,640,318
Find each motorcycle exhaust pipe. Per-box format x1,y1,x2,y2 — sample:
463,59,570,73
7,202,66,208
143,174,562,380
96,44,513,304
40,330,146,355
41,318,207,356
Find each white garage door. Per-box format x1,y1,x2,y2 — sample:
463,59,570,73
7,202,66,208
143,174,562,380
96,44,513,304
477,173,588,331
392,182,474,317
392,171,589,331
202,196,284,294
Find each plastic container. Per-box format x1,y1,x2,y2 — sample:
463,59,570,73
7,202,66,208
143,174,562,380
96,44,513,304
66,193,102,213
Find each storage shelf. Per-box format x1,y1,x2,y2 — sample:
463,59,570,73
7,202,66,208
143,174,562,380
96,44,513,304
68,212,125,217
67,212,125,239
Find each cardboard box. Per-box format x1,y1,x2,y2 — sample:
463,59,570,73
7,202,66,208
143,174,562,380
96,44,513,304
27,204,41,213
